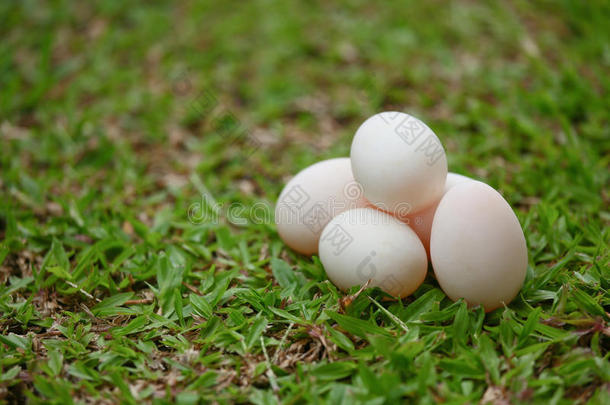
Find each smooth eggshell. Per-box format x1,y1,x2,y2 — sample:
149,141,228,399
319,208,427,298
350,112,448,215
275,158,367,255
430,181,528,311
402,173,474,257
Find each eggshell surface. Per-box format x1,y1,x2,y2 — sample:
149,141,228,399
319,208,427,298
350,112,448,215
403,173,474,256
430,181,528,311
275,158,367,255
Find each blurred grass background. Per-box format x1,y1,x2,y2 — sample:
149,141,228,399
0,0,609,403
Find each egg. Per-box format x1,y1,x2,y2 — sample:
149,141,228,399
430,181,528,311
275,158,367,255
402,172,474,257
318,207,427,298
350,112,448,215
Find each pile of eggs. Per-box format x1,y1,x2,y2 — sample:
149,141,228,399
275,112,528,312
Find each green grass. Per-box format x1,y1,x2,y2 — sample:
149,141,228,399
1,0,609,403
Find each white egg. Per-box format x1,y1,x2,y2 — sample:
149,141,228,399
430,181,528,311
350,112,448,215
275,158,367,255
318,207,427,298
402,172,474,257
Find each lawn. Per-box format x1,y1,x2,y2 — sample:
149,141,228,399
0,0,609,403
